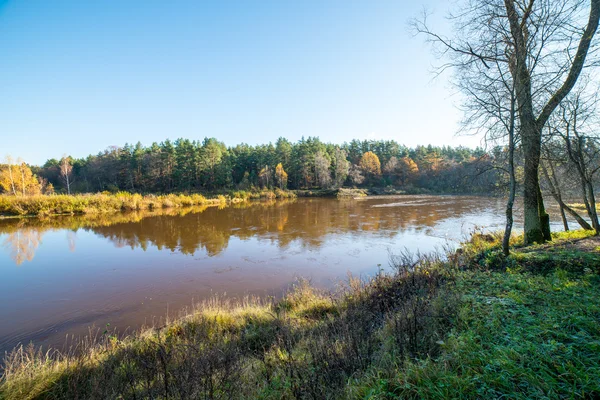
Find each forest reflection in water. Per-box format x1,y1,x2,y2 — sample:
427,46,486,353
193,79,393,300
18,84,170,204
1,196,508,266
0,195,554,354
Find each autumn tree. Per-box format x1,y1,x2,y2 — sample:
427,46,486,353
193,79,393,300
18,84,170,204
397,157,419,186
383,156,420,186
274,163,288,189
0,158,40,196
359,151,381,183
1,156,17,195
17,161,41,196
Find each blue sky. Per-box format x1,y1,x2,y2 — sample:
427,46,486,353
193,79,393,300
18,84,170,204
0,0,479,165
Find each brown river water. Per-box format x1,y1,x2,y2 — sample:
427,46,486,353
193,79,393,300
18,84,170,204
0,195,572,354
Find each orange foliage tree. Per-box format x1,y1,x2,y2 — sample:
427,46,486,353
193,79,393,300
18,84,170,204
359,151,381,182
274,163,288,189
398,157,419,185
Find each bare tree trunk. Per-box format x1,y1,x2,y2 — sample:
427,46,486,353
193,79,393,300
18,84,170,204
61,156,73,195
586,181,600,233
564,203,593,230
541,162,592,230
578,138,600,232
503,96,517,256
546,162,569,231
522,125,546,243
537,184,552,241
559,206,569,231
567,134,600,233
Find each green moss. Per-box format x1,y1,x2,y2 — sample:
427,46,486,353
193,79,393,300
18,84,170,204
551,229,597,241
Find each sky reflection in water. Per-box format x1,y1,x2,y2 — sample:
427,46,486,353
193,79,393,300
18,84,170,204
0,196,568,353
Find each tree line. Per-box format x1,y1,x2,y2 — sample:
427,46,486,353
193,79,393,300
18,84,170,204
0,138,501,195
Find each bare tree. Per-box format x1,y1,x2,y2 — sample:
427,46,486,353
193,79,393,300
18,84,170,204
332,148,350,188
552,84,600,232
540,148,593,230
442,16,519,255
314,151,332,188
60,155,73,195
414,0,600,244
258,165,272,188
348,164,364,186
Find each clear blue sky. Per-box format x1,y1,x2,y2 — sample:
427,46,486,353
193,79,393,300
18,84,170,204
0,0,479,165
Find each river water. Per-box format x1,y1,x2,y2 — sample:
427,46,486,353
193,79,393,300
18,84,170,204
0,195,570,354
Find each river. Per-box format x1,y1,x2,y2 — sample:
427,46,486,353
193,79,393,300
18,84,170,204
0,195,570,354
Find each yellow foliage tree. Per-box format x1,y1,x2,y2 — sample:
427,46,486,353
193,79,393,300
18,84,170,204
398,157,419,185
359,151,381,180
274,163,288,189
0,160,41,196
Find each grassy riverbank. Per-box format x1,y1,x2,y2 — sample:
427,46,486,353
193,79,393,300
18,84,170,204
2,231,600,399
0,190,297,217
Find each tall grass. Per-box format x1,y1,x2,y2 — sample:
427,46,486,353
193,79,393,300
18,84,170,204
0,190,299,217
0,193,227,217
229,188,297,200
2,232,600,398
0,252,452,399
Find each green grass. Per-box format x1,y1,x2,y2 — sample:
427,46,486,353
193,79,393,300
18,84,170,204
351,269,600,398
229,188,297,200
2,231,600,399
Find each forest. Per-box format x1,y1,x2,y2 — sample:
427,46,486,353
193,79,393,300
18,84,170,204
1,138,500,195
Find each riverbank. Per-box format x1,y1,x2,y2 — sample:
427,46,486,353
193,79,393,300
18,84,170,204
0,188,488,217
0,189,297,217
294,187,370,198
294,186,486,198
2,230,599,398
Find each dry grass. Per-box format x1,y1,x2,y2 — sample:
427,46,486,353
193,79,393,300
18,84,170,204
3,232,599,398
0,192,227,217
0,254,452,399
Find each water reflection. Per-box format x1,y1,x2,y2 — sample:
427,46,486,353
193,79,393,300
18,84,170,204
0,195,569,354
0,196,503,265
2,228,43,266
